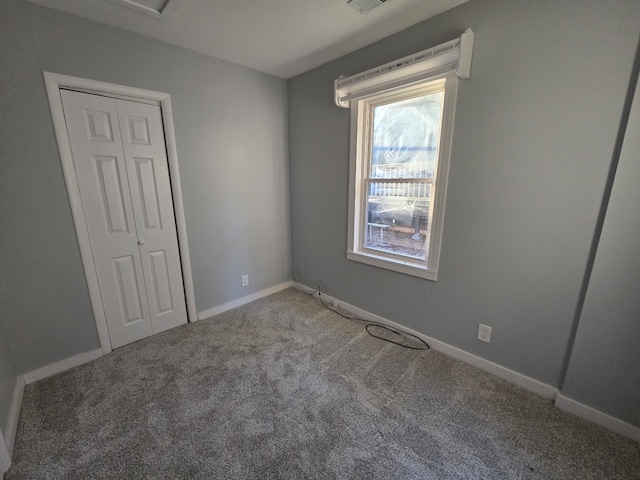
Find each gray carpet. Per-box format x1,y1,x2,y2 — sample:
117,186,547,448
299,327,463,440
7,288,640,479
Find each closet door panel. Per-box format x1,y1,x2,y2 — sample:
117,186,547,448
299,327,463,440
116,99,188,334
61,90,153,348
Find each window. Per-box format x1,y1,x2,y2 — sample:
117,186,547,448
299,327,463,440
337,30,473,280
347,76,456,280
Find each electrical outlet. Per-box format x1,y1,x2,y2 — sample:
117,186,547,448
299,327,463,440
477,323,492,343
298,266,303,276
332,299,339,308
241,274,249,287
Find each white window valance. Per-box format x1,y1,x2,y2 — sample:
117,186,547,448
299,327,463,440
334,28,474,109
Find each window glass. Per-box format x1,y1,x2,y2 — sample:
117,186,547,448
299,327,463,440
364,91,444,261
371,93,443,179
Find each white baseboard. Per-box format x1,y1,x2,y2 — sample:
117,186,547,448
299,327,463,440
23,349,102,385
0,428,10,477
197,281,293,321
555,393,640,443
294,283,640,442
295,284,557,399
5,375,24,455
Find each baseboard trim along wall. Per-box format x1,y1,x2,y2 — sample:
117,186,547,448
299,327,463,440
22,349,102,386
197,281,293,321
4,280,292,471
6,376,24,455
10,283,638,452
0,427,10,477
294,284,557,399
555,393,640,443
292,283,639,442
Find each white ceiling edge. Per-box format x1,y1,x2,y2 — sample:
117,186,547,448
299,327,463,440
23,0,469,79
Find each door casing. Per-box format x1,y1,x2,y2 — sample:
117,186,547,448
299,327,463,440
44,71,197,355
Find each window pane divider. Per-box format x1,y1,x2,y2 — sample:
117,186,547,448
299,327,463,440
365,178,434,183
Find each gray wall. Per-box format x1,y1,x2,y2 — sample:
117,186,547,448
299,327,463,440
0,0,289,377
288,0,640,392
561,74,640,427
1,0,638,441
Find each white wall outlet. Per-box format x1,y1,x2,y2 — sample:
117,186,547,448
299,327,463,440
241,274,249,287
477,323,492,343
332,299,339,308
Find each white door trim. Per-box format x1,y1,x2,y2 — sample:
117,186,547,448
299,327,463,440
43,71,198,355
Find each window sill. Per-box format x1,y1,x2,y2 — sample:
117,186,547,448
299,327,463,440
347,250,438,281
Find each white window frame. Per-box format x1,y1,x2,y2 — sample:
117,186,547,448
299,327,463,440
337,29,473,281
346,73,458,281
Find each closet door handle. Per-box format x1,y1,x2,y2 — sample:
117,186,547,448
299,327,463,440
138,240,144,245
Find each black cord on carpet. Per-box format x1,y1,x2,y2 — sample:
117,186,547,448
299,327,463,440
293,277,430,351
364,324,430,350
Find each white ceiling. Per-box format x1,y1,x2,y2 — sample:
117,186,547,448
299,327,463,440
26,0,468,79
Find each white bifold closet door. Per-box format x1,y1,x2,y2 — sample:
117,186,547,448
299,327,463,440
61,89,187,349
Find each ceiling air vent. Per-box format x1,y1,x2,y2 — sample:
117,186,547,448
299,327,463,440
347,0,390,15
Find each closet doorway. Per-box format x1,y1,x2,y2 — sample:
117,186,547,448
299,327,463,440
45,73,197,353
